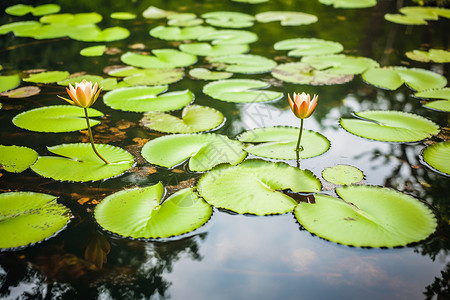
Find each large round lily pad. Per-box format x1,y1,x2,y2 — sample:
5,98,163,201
120,50,197,69
207,54,277,74
202,11,255,28
301,54,379,75
237,126,330,159
340,110,440,142
203,79,283,103
295,185,437,247
197,159,321,215
0,192,71,250
141,105,224,133
103,86,193,112
141,133,246,172
274,38,343,57
31,143,135,182
95,183,212,239
0,145,38,173
421,141,450,176
13,105,103,133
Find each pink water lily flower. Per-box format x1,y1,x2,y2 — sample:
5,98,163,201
58,79,102,108
288,92,318,119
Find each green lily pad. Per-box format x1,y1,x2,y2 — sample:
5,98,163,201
0,145,38,173
301,54,379,75
95,183,212,239
423,100,450,112
406,49,450,63
274,38,343,57
271,62,354,85
322,165,364,185
31,143,135,182
57,75,105,87
141,133,246,172
110,12,136,20
415,87,450,101
199,29,258,45
6,4,61,16
384,14,428,25
149,25,215,40
203,79,282,103
103,86,193,112
202,11,255,28
12,105,103,133
0,74,21,93
189,68,233,80
23,71,69,84
180,43,249,56
108,67,184,86
255,11,318,26
385,7,450,25
237,126,330,159
40,13,103,25
295,185,437,247
0,21,41,36
0,86,41,98
362,67,447,91
421,141,450,176
197,159,321,215
80,45,106,57
167,13,203,26
0,192,71,250
120,50,197,68
318,0,376,8
141,105,224,133
69,25,130,42
340,110,440,142
142,6,175,19
207,54,277,74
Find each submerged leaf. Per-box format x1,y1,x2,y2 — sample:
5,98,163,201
0,145,38,173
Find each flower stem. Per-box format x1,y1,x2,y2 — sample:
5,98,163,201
84,108,109,164
295,118,304,152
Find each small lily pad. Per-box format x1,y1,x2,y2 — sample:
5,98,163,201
57,75,105,87
385,6,450,25
180,43,249,56
167,13,204,27
0,145,38,173
0,21,41,36
110,12,136,20
237,126,330,159
0,192,71,250
141,133,246,172
189,68,233,80
150,25,215,40
23,71,69,84
31,143,135,182
406,49,450,63
274,38,343,57
202,11,255,28
0,86,41,98
108,67,184,86
421,141,450,176
80,45,106,57
203,79,282,103
197,159,321,215
207,54,277,74
318,0,376,8
95,183,212,239
0,74,21,93
255,11,318,26
301,54,379,75
340,110,440,142
6,4,61,16
121,50,197,68
271,62,354,85
103,86,193,112
295,185,437,247
322,165,364,185
40,12,103,25
141,105,224,133
69,25,130,42
142,6,175,19
199,29,258,45
13,105,103,133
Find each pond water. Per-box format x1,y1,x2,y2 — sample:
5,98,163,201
0,0,449,299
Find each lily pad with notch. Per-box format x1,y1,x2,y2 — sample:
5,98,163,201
322,165,364,185
415,88,450,112
406,49,450,63
0,74,21,93
295,185,437,247
207,54,277,74
420,141,450,176
120,50,197,69
23,71,69,84
167,13,203,26
198,29,258,45
274,38,343,57
255,11,318,26
318,0,376,8
149,25,214,40
180,43,249,57
94,182,212,239
0,145,38,173
31,143,135,182
6,4,61,16
0,86,40,98
107,67,184,86
189,68,233,80
197,159,321,215
301,54,379,75
202,11,255,28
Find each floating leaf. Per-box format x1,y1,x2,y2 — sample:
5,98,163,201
421,141,450,176
385,6,450,25
180,43,249,56
0,21,41,36
167,13,203,26
405,49,450,63
0,192,71,250
322,165,364,185
207,54,277,74
0,74,21,93
384,14,428,25
141,105,224,133
5,4,60,16
203,79,282,103
142,6,175,19
202,11,255,28
103,86,193,112
199,29,258,44
40,12,103,25
0,86,40,98
0,145,38,173
415,88,450,100
80,45,106,57
340,110,440,142
13,105,103,133
301,54,379,75
189,68,233,80
69,25,130,42
274,38,343,57
120,50,197,68
57,75,105,87
141,133,246,172
108,67,184,86
110,12,136,20
295,185,437,247
95,183,212,239
31,143,135,182
149,25,214,40
255,11,318,26
362,67,447,91
23,71,69,84
197,159,321,215
237,126,330,159
318,0,376,8
272,62,353,85
423,100,450,112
